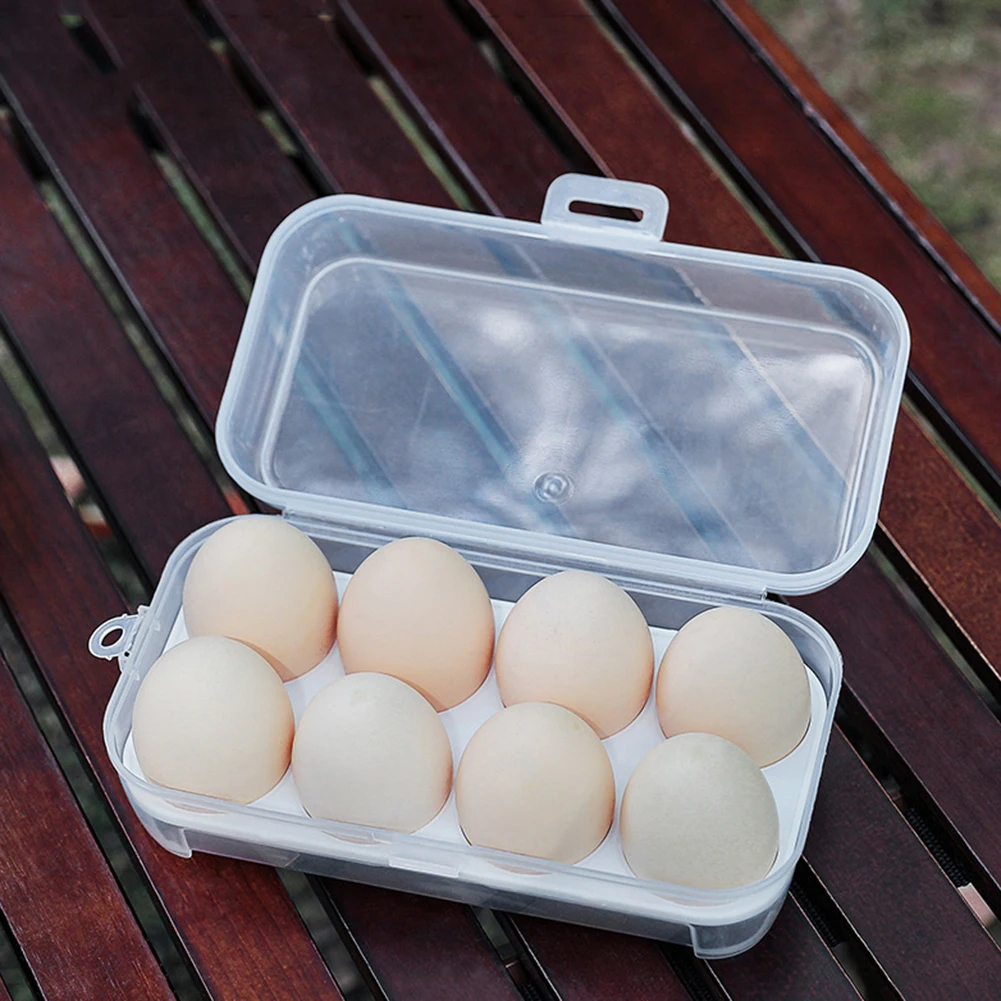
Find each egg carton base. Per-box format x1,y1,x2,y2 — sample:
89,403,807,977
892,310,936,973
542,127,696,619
121,570,828,890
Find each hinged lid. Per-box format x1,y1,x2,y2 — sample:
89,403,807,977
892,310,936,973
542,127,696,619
216,175,909,597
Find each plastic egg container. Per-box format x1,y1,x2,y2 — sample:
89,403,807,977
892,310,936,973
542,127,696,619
94,175,909,957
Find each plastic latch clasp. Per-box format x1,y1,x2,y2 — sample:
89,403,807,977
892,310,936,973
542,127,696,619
541,173,669,245
89,606,148,669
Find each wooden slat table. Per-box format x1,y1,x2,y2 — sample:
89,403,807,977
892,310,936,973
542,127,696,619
0,2,999,998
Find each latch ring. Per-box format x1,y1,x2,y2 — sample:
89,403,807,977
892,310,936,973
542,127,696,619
89,607,147,665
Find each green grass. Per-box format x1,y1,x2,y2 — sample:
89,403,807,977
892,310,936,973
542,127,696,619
753,0,1001,288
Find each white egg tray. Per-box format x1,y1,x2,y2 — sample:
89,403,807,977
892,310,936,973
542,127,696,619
100,519,839,959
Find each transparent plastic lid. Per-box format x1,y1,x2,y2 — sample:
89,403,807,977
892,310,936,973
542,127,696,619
217,175,909,597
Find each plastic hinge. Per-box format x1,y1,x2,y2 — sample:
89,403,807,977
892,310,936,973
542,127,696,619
281,510,770,605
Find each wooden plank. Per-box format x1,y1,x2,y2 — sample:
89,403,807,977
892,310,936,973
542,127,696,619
321,884,523,1001
84,0,312,266
594,0,1001,489
794,556,1001,915
0,130,231,578
203,0,451,207
337,0,566,219
881,413,1001,688
709,900,862,1001
800,730,1001,1000
0,0,247,421
0,652,175,1001
507,896,861,1001
0,378,344,1001
504,917,692,1001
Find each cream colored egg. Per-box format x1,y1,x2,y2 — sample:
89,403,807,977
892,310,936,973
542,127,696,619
456,702,614,864
292,673,452,832
183,517,338,681
621,733,779,889
495,571,654,738
337,537,495,711
656,606,811,766
132,636,294,804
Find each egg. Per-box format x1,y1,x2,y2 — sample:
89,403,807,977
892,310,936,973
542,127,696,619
656,606,811,766
132,636,294,804
183,517,338,681
292,673,453,832
336,537,495,710
495,570,654,737
455,702,614,864
621,733,779,889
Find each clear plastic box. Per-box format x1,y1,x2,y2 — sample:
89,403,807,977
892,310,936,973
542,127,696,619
92,174,909,957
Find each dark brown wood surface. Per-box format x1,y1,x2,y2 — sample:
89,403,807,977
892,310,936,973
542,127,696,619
205,0,452,207
794,555,1001,915
85,0,312,266
505,918,693,1001
338,0,567,219
0,0,245,423
0,651,175,1001
322,884,523,1001
509,901,865,1001
880,414,1001,693
708,901,863,1001
464,0,776,256
806,730,1001,999
1,0,1000,998
0,131,231,577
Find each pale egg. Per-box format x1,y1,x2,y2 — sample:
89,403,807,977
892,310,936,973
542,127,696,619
292,673,452,832
336,537,495,711
183,516,338,681
455,702,614,864
621,733,779,889
495,570,654,737
132,636,294,804
656,606,811,766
